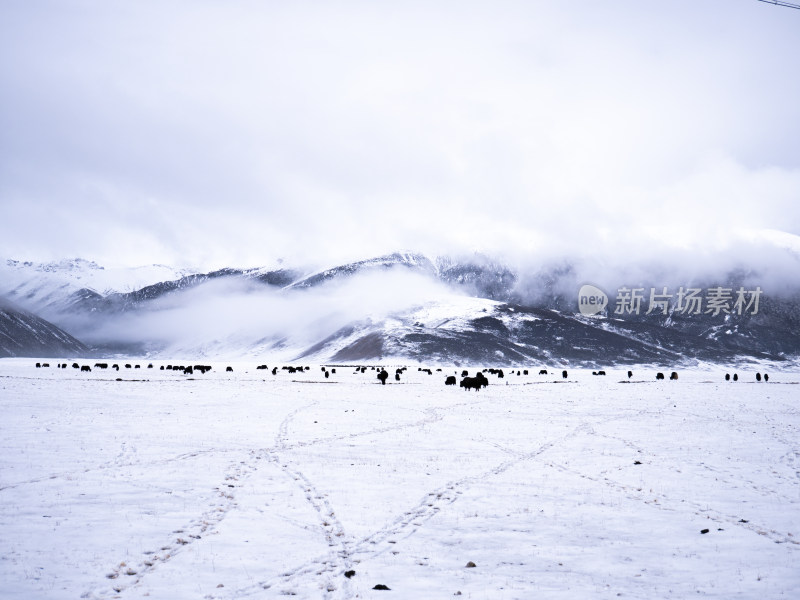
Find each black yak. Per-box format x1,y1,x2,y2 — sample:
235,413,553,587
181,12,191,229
460,372,489,391
670,372,678,380
562,370,568,379
377,369,389,385
445,375,457,385
656,372,665,380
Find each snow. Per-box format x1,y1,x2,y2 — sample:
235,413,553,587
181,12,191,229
0,259,195,311
0,360,798,599
402,297,502,328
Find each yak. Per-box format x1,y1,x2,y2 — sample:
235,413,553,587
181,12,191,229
460,372,489,391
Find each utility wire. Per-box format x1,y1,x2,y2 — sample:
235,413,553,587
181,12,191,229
756,0,800,9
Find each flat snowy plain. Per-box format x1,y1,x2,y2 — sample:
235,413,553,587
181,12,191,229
1,359,798,600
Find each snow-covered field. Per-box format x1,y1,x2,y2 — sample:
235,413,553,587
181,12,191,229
1,359,798,600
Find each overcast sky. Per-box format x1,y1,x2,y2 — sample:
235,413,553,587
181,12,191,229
1,0,799,273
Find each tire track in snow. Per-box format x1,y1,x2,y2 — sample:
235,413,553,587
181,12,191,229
90,398,449,599
258,460,356,599
246,417,594,597
583,416,800,510
85,452,258,599
0,447,241,493
86,396,673,598
234,399,491,597
546,453,800,548
265,399,356,598
541,402,800,548
85,402,322,598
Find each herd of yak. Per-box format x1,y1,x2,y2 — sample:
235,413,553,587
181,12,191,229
32,362,771,389
34,361,225,375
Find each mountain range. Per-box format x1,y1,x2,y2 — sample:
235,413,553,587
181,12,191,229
1,251,799,366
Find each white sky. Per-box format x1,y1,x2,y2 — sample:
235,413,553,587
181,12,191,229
1,0,799,272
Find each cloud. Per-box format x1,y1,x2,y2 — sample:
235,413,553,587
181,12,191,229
76,267,456,355
1,1,799,273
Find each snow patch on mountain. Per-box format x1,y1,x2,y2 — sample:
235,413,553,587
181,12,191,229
0,258,196,313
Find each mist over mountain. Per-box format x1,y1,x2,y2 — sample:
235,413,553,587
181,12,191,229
2,238,799,366
0,296,89,358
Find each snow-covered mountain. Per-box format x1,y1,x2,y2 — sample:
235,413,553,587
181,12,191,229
0,259,197,315
2,245,800,365
286,252,436,290
0,296,89,357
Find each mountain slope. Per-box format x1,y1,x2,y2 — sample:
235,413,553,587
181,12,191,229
0,259,196,315
0,297,89,358
292,299,779,366
2,246,800,365
286,252,436,290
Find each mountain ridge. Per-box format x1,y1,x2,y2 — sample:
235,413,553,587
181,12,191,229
0,296,90,358
2,250,799,365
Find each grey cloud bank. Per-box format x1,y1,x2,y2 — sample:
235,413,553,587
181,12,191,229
1,1,799,279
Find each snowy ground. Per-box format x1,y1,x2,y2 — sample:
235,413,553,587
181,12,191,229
1,359,798,600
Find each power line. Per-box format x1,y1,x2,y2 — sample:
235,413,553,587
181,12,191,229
757,0,800,9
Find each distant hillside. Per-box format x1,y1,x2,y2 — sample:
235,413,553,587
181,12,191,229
0,297,89,358
1,247,799,365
